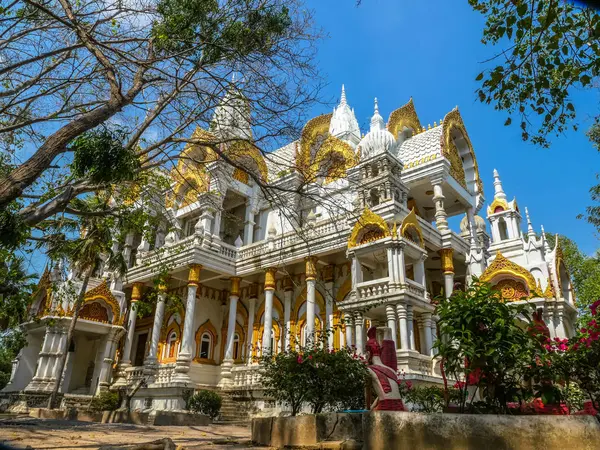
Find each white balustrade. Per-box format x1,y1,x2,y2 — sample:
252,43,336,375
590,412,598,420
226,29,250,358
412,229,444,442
155,363,176,384
405,279,426,298
356,278,391,300
231,365,262,388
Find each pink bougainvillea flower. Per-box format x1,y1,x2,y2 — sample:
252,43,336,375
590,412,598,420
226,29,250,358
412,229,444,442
308,355,313,360
297,356,303,364
591,299,600,316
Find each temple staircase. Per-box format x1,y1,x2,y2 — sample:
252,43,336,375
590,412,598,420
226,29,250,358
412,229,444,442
217,391,258,423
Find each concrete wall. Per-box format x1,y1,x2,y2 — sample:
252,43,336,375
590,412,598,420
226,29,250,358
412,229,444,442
3,331,43,391
253,412,600,450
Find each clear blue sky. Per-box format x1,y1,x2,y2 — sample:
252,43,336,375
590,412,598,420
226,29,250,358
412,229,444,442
305,0,600,255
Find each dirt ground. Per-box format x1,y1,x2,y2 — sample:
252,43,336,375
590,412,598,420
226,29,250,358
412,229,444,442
0,416,256,450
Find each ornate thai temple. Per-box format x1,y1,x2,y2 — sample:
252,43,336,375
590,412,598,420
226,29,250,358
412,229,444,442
4,86,578,416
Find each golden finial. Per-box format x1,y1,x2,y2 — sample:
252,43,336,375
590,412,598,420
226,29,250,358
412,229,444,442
427,124,431,130
433,121,437,127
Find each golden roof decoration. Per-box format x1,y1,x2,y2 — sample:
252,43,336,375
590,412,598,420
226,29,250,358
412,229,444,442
309,135,358,183
441,108,484,195
480,252,543,298
387,98,422,138
83,280,121,325
348,207,391,248
224,140,269,183
543,277,556,299
297,113,333,171
487,197,510,216
400,207,424,247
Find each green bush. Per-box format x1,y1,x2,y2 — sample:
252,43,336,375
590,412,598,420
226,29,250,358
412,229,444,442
89,391,120,411
405,385,445,413
187,390,222,419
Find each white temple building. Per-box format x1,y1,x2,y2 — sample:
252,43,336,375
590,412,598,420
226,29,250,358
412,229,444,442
4,86,578,417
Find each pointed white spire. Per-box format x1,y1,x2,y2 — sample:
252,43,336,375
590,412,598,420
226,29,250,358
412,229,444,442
340,84,347,106
370,97,385,132
329,84,360,146
541,225,551,253
525,207,536,240
493,169,507,201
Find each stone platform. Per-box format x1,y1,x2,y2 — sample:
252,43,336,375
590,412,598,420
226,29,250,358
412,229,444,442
252,411,600,449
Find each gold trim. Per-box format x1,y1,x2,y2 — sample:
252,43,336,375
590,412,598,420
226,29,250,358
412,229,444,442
230,277,242,297
480,252,542,297
131,282,144,302
348,208,391,248
401,208,424,247
188,264,202,286
438,248,454,274
264,268,277,291
309,135,358,183
297,113,332,172
305,257,318,281
225,141,268,183
487,198,510,216
82,280,121,325
387,98,422,138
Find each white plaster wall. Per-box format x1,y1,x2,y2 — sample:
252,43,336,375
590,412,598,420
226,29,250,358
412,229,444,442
67,336,99,393
3,332,43,391
188,363,221,386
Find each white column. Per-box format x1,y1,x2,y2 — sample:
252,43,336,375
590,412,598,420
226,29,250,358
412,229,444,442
387,247,396,285
224,293,239,360
430,315,438,356
345,313,354,348
397,245,406,285
397,303,409,350
213,210,222,239
283,284,292,350
144,287,167,379
414,256,426,286
351,256,363,285
422,313,433,356
305,257,317,345
173,266,201,383
246,295,256,364
354,312,364,354
262,269,276,353
439,249,454,299
386,304,398,349
122,292,141,364
324,270,334,350
97,331,120,393
407,305,415,350
244,207,256,245
466,207,479,249
432,181,448,231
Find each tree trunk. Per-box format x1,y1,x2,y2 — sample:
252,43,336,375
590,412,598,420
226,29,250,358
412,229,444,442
47,270,91,409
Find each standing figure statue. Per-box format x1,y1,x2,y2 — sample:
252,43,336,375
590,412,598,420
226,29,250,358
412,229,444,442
365,326,405,411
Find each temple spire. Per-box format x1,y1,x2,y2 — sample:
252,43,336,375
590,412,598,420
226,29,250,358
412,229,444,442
525,207,536,240
340,84,347,106
541,225,551,253
493,169,507,201
370,97,385,131
329,84,360,146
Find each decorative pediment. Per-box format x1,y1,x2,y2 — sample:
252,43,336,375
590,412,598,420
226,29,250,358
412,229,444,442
480,252,542,299
387,98,422,138
224,140,268,183
487,198,509,215
82,280,121,325
297,113,332,172
309,135,358,183
348,208,391,248
400,208,424,247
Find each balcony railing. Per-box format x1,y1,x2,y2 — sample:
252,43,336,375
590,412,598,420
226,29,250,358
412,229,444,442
405,279,426,298
356,278,391,300
231,365,262,389
155,363,176,385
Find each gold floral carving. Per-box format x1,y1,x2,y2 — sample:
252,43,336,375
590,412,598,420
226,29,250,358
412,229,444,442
309,135,358,183
264,267,278,291
322,265,335,283
79,302,110,323
297,113,333,171
131,282,144,302
480,252,542,297
305,257,318,281
83,280,121,324
438,248,454,274
493,279,529,302
441,109,484,194
348,208,391,248
225,140,268,183
387,98,422,138
188,264,202,286
232,167,250,185
401,208,424,247
487,198,510,215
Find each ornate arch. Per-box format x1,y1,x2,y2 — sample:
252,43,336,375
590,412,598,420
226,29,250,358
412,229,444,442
309,135,358,183
225,140,268,183
441,108,483,195
291,287,326,321
255,294,284,325
82,280,121,325
219,322,246,362
487,198,510,216
480,252,542,298
400,208,424,247
297,113,332,172
348,208,391,248
194,319,218,364
387,98,422,138
159,320,181,363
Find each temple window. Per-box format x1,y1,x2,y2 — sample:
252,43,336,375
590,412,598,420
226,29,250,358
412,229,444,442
233,333,240,360
369,189,380,207
371,163,379,177
182,213,200,237
199,332,212,359
167,331,178,359
221,190,247,245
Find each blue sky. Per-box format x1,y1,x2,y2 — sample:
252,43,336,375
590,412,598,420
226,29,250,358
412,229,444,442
304,0,600,255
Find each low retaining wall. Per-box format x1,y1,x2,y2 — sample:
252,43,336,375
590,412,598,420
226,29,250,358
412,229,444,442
252,412,600,449
28,408,210,427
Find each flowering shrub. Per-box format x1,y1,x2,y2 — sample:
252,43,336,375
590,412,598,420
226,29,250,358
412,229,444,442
259,344,369,415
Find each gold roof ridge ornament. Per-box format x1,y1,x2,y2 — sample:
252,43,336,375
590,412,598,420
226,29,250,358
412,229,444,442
309,135,358,184
400,207,424,247
387,98,422,139
81,279,122,325
224,140,269,183
348,207,391,248
480,251,543,298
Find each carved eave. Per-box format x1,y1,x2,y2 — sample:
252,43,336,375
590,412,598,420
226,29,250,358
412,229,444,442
348,208,391,248
480,252,542,297
297,113,333,172
387,98,421,138
400,208,424,247
441,108,484,196
82,280,122,325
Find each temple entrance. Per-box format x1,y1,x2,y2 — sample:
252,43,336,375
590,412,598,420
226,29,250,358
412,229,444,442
133,332,148,366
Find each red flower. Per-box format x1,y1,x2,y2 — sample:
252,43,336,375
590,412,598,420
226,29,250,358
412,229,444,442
297,356,303,363
308,355,313,360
